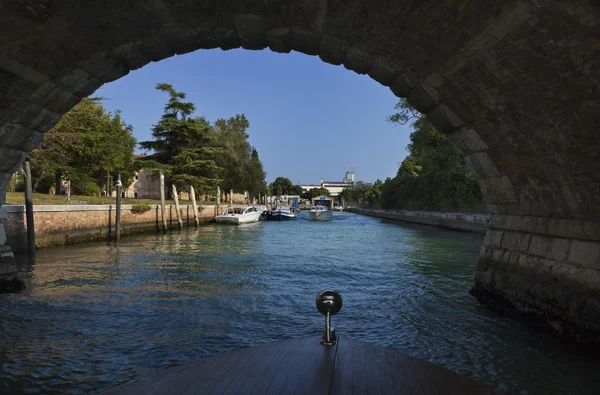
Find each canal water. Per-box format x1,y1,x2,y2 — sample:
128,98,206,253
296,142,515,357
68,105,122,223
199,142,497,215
0,212,597,394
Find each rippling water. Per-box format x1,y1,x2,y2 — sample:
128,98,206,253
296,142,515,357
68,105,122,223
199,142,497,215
1,212,598,394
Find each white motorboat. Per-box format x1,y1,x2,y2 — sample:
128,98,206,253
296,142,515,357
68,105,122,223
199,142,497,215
333,205,344,211
215,206,261,224
309,205,332,221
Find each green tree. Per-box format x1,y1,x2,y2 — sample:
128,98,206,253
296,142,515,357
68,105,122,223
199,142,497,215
29,97,136,195
246,147,267,196
382,99,482,212
139,83,223,194
214,114,252,193
269,177,294,195
301,187,331,200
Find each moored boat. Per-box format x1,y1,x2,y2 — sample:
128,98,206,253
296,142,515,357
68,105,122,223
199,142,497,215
265,206,298,221
309,205,332,221
215,206,261,224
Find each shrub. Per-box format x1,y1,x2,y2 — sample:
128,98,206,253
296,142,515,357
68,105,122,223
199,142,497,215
131,203,152,214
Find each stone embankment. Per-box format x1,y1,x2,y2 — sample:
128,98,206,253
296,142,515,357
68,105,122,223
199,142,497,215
3,204,220,251
349,208,487,234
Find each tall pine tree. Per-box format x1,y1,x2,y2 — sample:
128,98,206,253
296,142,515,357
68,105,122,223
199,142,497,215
139,83,223,194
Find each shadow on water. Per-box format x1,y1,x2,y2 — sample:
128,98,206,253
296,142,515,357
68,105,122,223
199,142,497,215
1,212,599,394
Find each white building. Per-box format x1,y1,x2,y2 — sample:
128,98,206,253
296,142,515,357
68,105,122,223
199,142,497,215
299,167,356,203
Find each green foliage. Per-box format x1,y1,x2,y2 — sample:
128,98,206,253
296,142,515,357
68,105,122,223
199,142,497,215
28,97,137,196
139,83,267,196
381,99,483,212
340,181,382,206
301,187,331,200
215,115,252,193
246,148,267,196
269,177,295,195
131,203,152,214
139,83,223,194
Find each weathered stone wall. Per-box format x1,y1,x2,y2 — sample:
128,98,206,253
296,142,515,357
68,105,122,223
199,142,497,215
0,1,599,340
472,215,600,343
3,204,219,251
350,208,487,234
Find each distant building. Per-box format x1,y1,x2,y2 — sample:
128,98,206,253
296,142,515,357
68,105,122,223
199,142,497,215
298,167,356,204
120,168,161,198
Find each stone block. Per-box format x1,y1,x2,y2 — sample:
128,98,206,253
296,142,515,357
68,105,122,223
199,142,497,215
389,73,413,98
267,28,293,53
0,147,26,173
343,47,374,75
14,104,61,132
515,232,532,253
484,229,504,248
568,240,600,268
407,84,441,113
368,57,398,86
426,104,464,134
0,124,43,152
191,27,219,50
0,172,12,189
80,51,130,83
478,176,518,204
528,234,552,257
0,54,48,84
215,28,240,50
447,127,489,155
500,230,520,250
58,68,101,97
550,238,571,262
109,42,150,71
424,73,445,88
234,15,269,50
464,152,501,178
138,37,174,62
318,35,348,65
292,29,320,56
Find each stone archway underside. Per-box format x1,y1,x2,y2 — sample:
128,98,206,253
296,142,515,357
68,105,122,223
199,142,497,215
0,1,599,341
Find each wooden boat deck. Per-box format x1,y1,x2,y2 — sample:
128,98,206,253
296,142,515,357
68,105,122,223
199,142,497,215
101,336,494,394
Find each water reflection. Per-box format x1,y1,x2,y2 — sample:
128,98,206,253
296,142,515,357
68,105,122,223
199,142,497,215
0,212,598,394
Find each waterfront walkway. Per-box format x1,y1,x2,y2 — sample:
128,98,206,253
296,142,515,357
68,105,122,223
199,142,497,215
101,336,493,394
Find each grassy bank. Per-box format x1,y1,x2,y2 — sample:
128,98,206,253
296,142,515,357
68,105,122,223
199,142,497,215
3,192,203,206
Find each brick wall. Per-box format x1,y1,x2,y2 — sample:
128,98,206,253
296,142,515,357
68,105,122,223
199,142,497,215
4,204,220,251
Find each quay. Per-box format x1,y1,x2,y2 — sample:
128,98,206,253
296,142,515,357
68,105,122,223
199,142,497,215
101,336,493,394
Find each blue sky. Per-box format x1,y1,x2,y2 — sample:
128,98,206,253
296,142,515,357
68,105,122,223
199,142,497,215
95,49,411,184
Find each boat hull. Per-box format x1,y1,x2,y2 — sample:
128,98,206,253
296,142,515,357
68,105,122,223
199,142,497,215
266,210,297,221
309,210,332,221
215,211,261,224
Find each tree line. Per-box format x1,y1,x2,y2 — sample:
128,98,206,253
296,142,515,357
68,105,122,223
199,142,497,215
27,83,268,198
341,99,483,212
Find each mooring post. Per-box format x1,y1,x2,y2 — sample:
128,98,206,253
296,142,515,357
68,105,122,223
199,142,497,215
190,185,200,228
115,174,122,243
216,186,221,215
172,185,183,231
23,158,35,256
159,170,167,233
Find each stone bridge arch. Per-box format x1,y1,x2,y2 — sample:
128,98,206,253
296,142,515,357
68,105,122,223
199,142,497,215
0,1,599,341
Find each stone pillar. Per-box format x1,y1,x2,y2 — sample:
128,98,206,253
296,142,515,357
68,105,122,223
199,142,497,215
471,215,600,342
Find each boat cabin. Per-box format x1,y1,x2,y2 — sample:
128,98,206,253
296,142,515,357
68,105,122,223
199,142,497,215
311,196,332,210
223,206,257,215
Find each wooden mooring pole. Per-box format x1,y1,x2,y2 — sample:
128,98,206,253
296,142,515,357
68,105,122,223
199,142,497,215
190,186,200,228
159,170,167,233
172,185,183,231
115,173,122,243
23,158,35,256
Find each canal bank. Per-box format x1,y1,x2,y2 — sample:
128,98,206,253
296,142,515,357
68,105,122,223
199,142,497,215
3,204,221,251
348,208,487,234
